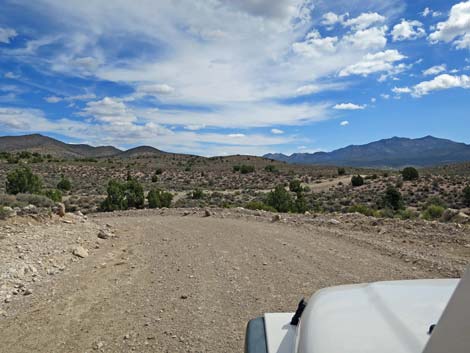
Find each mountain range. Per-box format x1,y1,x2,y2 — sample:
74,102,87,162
1,134,470,168
264,136,470,168
0,134,164,159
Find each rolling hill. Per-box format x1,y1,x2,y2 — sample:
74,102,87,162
264,136,470,168
0,134,121,158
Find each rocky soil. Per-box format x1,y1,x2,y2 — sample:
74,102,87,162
0,208,469,352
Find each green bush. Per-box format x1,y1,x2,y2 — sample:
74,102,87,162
351,175,364,187
265,185,292,213
148,189,173,208
382,186,404,211
422,205,445,221
192,189,204,199
240,165,255,174
155,168,163,175
101,180,127,211
232,165,241,172
397,209,418,220
463,186,470,206
377,208,395,218
289,180,303,193
125,179,145,209
401,167,419,181
245,201,276,212
349,204,374,216
44,189,62,202
6,166,42,195
151,175,159,183
293,192,308,213
424,196,447,209
264,165,278,173
100,179,144,211
337,167,346,176
57,176,72,192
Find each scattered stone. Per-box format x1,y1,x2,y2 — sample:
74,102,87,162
72,246,89,258
23,288,33,296
204,209,212,217
56,203,66,217
272,214,281,222
93,341,104,350
328,218,340,225
180,295,188,299
98,229,112,239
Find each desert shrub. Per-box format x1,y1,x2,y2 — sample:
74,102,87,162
148,189,173,208
377,208,395,218
0,194,18,207
264,165,278,173
265,185,292,213
422,205,445,221
16,193,54,208
57,176,72,192
381,186,404,210
349,204,374,216
155,168,163,175
101,180,127,211
396,209,418,220
293,192,308,213
401,167,419,181
240,165,255,174
101,179,144,211
351,175,364,187
0,152,11,160
0,206,11,220
232,165,241,172
192,189,204,199
365,174,378,180
289,180,303,193
245,201,276,212
44,189,62,202
337,167,346,176
6,166,42,195
75,158,98,163
125,179,145,209
424,196,447,210
18,151,32,159
463,186,470,206
151,174,159,183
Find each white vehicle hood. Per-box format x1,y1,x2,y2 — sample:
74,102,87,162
296,279,459,353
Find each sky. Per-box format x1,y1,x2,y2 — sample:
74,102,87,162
0,0,470,156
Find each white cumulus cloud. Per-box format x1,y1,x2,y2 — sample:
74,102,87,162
271,128,284,134
340,120,349,126
339,50,406,77
391,20,425,41
412,74,470,96
429,1,470,48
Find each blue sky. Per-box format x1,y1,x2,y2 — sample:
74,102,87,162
0,0,470,156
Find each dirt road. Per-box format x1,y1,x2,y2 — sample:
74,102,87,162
0,212,448,353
